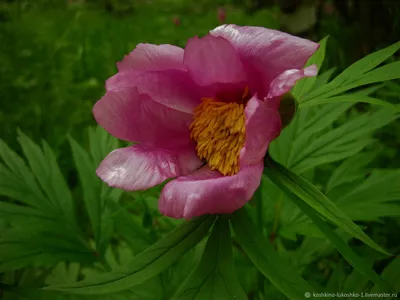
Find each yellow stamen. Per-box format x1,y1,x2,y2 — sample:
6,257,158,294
189,98,246,176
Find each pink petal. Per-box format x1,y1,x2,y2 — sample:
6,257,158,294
183,35,247,87
97,144,202,191
93,87,192,147
267,65,318,99
117,44,186,72
159,163,264,219
240,96,282,165
106,70,201,114
210,25,319,94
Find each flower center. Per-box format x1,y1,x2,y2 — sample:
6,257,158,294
189,89,248,176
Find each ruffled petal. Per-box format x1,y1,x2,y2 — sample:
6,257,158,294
183,35,247,87
97,144,202,191
117,44,186,72
159,162,263,219
267,65,318,99
210,25,319,94
240,96,282,165
93,87,192,147
106,70,201,114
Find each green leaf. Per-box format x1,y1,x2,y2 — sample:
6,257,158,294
69,136,105,255
326,151,378,193
342,267,370,293
371,256,400,293
337,169,400,205
45,216,216,295
0,133,94,272
293,36,328,101
290,108,398,173
69,130,122,256
300,95,399,111
343,61,400,93
313,67,336,89
326,262,346,292
0,139,53,214
172,216,247,300
264,170,392,291
263,156,389,255
334,169,400,221
3,280,164,300
17,130,75,221
113,207,154,254
88,126,120,166
45,262,81,285
285,102,353,168
0,228,95,272
0,202,53,222
284,237,336,272
297,198,391,291
231,208,315,300
304,41,400,101
332,42,400,85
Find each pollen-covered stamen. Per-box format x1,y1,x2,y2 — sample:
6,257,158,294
189,98,246,176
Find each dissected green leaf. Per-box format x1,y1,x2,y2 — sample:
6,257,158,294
283,237,336,273
45,216,215,294
69,127,123,257
304,41,400,101
371,256,400,293
337,170,400,205
0,202,53,222
45,262,81,286
231,208,315,300
300,94,399,111
334,169,400,221
88,126,120,166
113,208,154,254
312,67,336,89
286,102,353,168
290,108,398,173
326,151,377,193
326,262,346,292
263,156,389,255
0,133,95,272
0,139,53,214
268,177,391,291
173,217,247,300
69,137,105,255
2,280,164,300
342,267,370,293
332,41,400,86
0,228,95,272
293,36,328,101
17,130,75,220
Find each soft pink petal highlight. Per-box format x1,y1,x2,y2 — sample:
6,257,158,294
184,35,247,87
211,25,319,94
159,163,264,219
93,87,192,147
117,44,186,72
106,70,201,114
267,65,318,99
97,144,202,191
240,96,282,165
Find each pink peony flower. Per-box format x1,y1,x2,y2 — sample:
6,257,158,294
93,25,319,219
